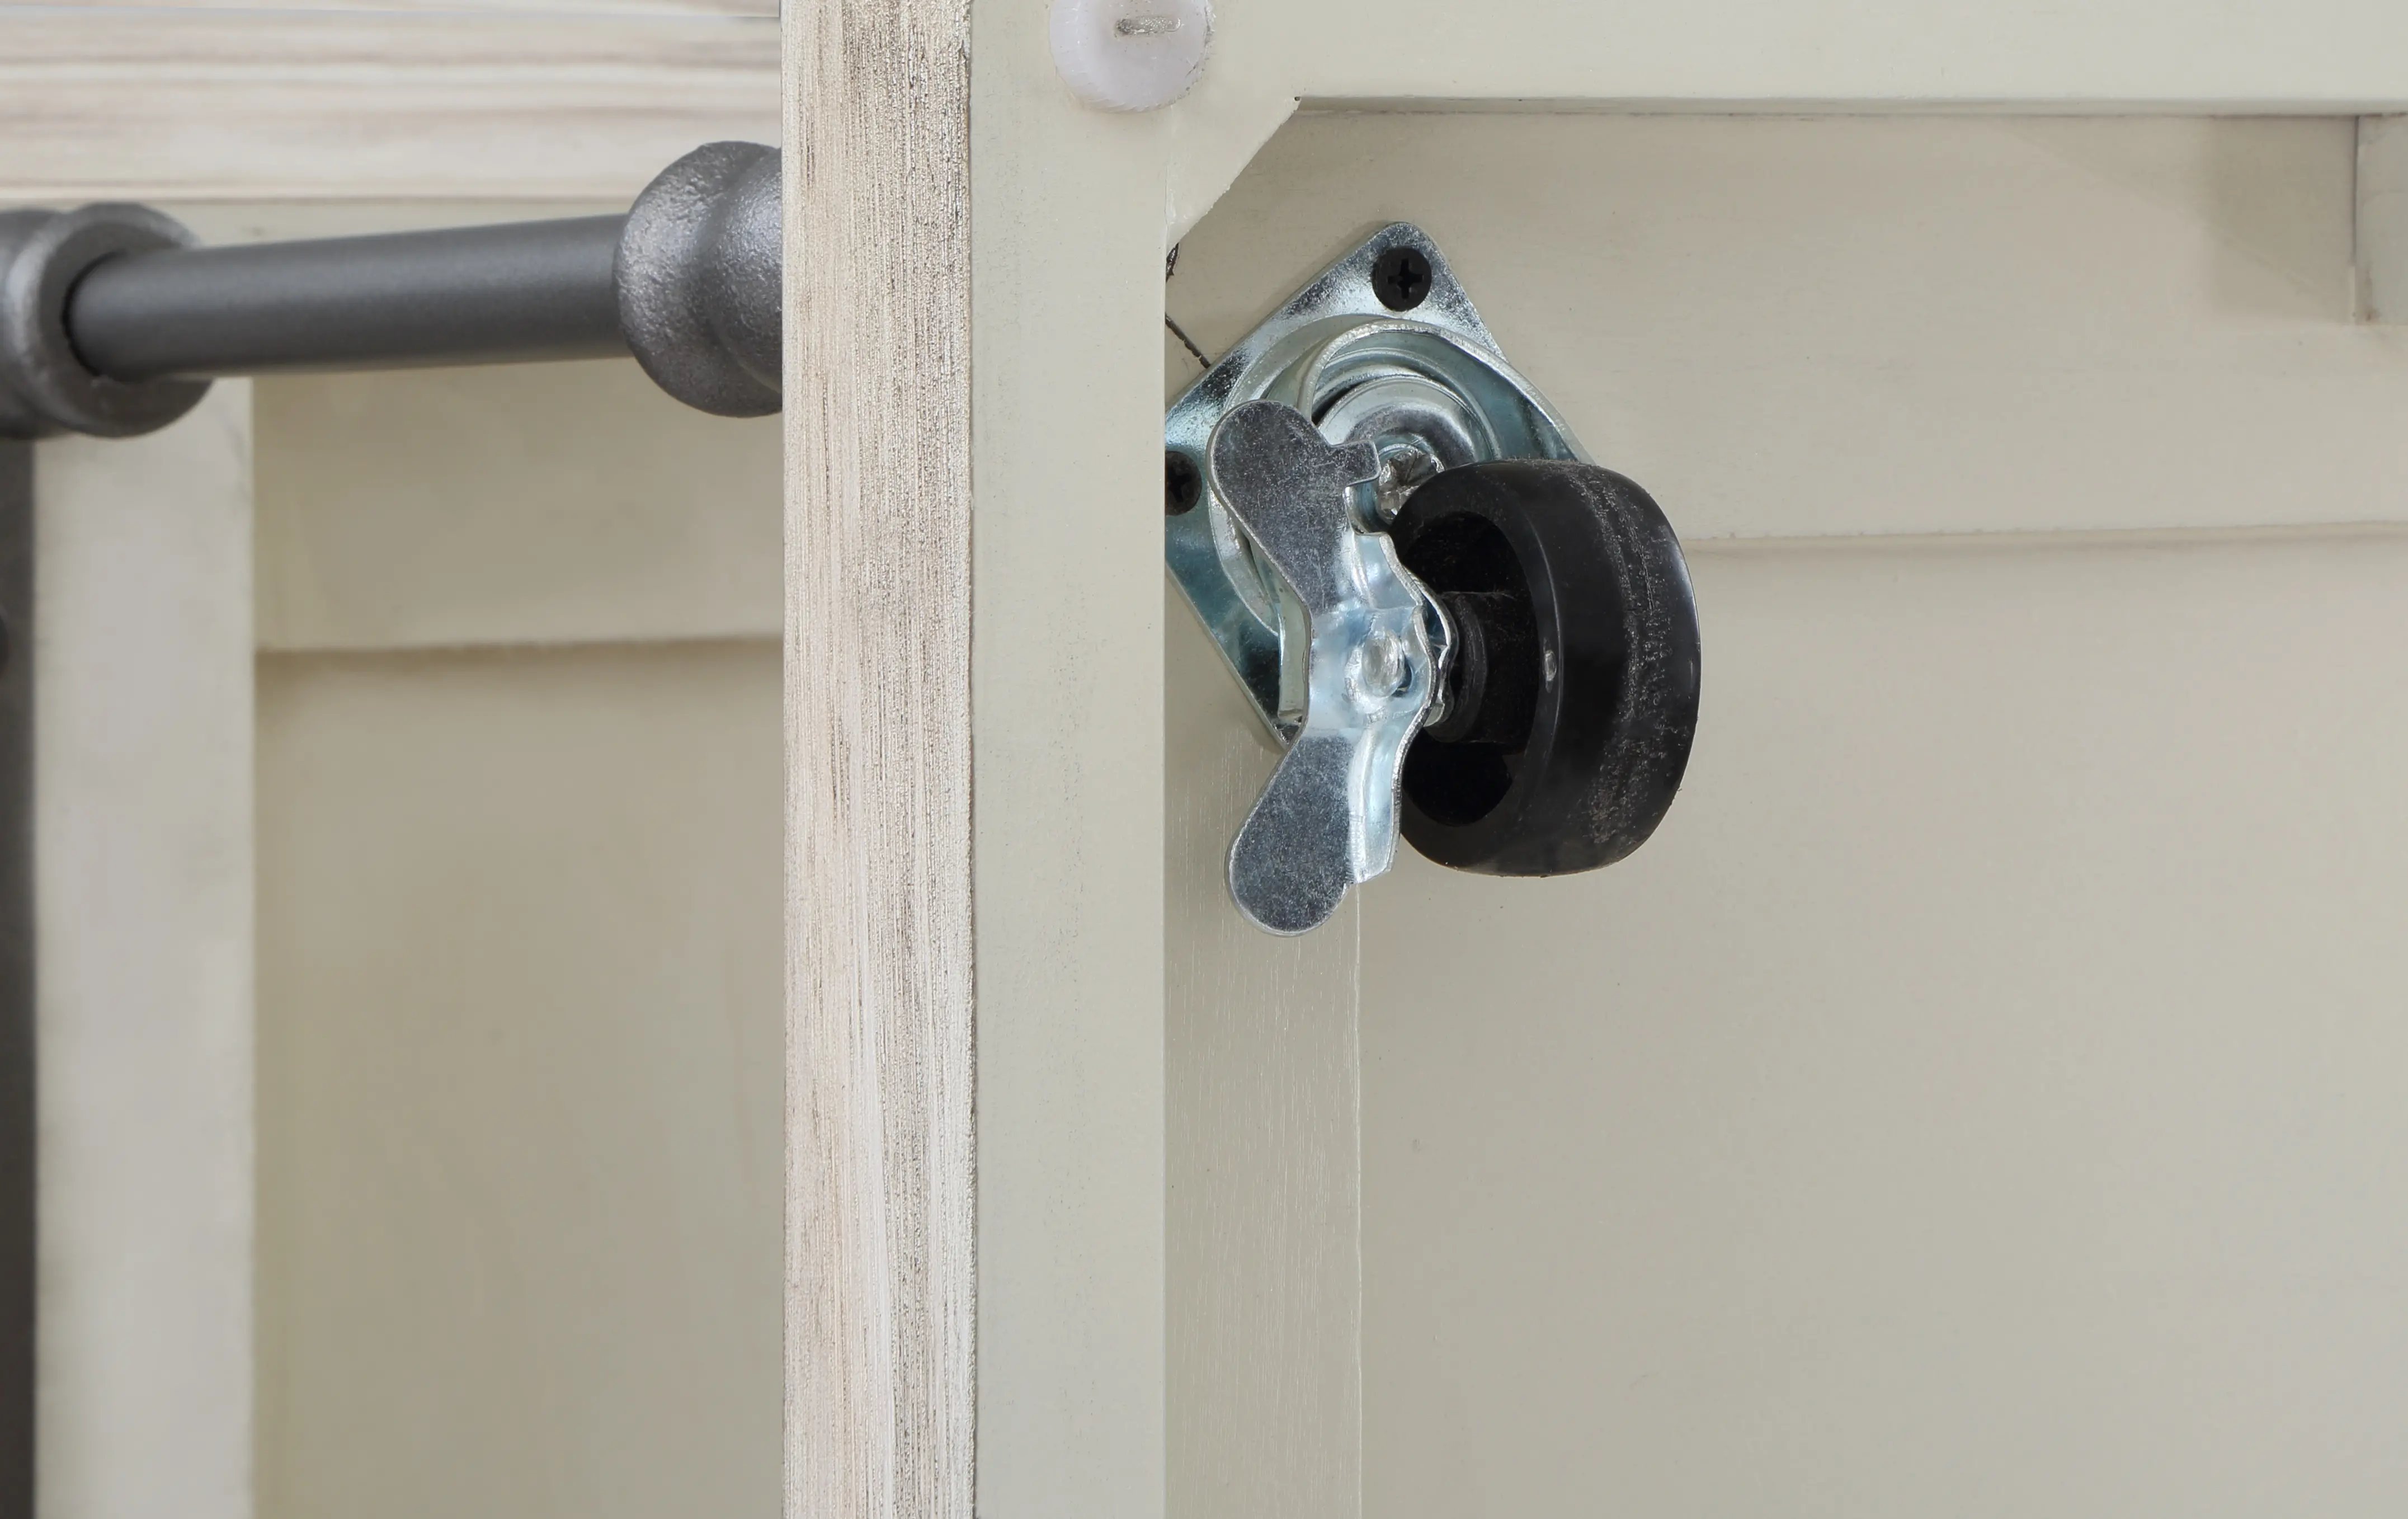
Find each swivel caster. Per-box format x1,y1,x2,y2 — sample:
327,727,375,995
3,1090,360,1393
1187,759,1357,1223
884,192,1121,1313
1166,224,1701,933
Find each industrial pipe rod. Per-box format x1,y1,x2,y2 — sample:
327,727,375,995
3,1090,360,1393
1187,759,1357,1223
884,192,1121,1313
68,215,630,382
0,139,780,439
0,142,781,1519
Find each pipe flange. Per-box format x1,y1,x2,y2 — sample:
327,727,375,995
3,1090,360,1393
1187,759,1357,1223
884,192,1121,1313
616,141,781,418
0,205,210,440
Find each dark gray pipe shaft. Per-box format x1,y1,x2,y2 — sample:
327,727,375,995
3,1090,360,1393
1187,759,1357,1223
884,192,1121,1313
1,141,774,436
66,215,629,382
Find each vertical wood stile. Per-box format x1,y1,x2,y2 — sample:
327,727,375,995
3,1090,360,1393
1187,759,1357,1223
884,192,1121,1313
0,442,26,1519
783,2,975,1519
35,389,253,1519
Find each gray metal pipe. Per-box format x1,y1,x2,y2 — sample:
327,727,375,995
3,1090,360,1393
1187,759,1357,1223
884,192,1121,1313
0,140,778,439
66,215,631,382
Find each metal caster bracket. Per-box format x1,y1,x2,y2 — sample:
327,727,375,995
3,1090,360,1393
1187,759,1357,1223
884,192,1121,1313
1166,224,1604,934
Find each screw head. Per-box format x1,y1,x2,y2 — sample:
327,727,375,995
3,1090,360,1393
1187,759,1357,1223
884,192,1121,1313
1052,0,1213,112
1166,450,1203,515
1372,246,1432,312
1350,631,1411,708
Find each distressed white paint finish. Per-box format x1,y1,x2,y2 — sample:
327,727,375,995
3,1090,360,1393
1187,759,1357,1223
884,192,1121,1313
1166,588,1360,1519
783,3,973,1518
0,8,775,201
1362,528,2408,1515
34,385,252,1519
968,6,1170,1519
2359,116,2408,321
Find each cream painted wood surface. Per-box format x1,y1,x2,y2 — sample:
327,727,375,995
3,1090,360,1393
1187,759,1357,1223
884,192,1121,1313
1173,113,2408,542
0,8,775,201
1168,106,2408,1518
783,4,974,1519
2360,117,2408,322
1160,2,2408,237
35,387,253,1519
1166,588,1361,1519
1361,529,2408,1514
965,11,1172,1519
239,188,788,1510
1203,0,2408,108
255,642,782,1519
117,200,783,654
255,361,779,651
2,1,2401,221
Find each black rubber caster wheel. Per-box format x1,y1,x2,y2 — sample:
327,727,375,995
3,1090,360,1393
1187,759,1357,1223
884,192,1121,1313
1388,458,1700,877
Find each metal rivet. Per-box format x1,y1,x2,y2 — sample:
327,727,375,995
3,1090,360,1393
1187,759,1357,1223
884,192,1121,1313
1371,246,1432,312
1352,631,1409,707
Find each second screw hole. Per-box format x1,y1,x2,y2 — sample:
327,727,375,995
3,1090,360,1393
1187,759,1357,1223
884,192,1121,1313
1166,450,1203,515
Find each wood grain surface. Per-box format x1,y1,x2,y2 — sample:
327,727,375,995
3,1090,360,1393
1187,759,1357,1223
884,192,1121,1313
782,3,974,1519
0,8,777,201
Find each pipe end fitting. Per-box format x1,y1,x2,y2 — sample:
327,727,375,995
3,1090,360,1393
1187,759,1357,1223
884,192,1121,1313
0,205,210,440
617,142,781,419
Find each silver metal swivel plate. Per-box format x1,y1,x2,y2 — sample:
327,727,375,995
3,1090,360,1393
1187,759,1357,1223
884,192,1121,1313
1166,223,1586,741
1166,224,1589,932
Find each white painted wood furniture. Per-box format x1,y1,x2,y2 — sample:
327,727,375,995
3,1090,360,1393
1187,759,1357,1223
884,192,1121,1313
10,3,2408,1517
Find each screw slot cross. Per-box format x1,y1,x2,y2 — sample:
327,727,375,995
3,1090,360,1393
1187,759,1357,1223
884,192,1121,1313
1372,246,1433,311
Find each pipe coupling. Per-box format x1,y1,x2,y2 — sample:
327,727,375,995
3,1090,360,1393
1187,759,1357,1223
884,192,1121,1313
0,205,210,440
616,142,781,418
